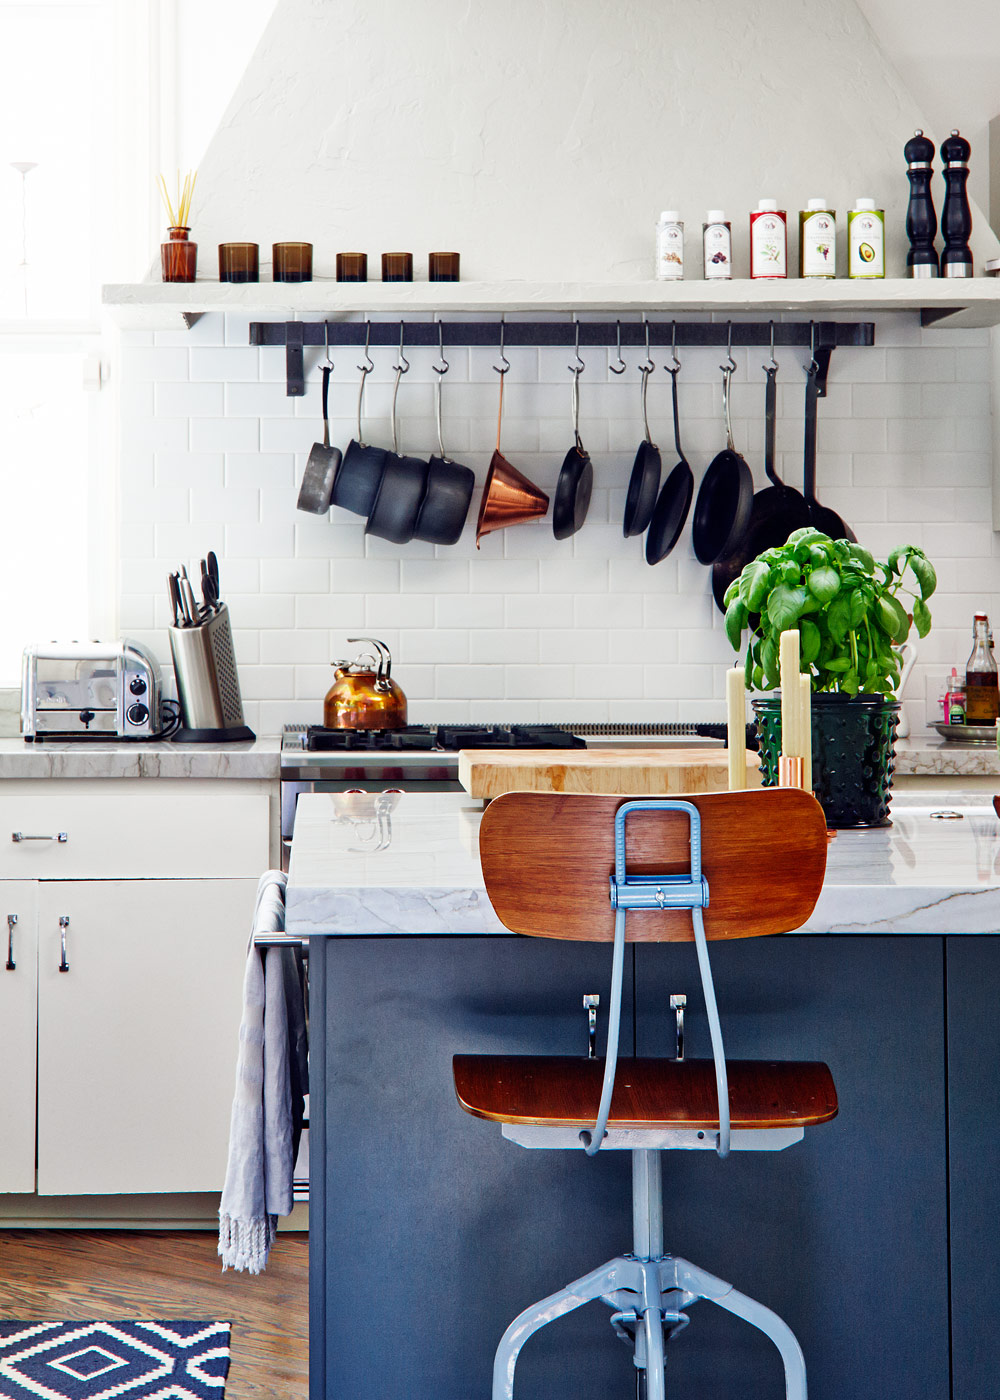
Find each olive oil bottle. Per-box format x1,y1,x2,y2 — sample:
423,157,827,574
965,612,999,725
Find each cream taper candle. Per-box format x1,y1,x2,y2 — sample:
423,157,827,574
779,629,801,764
799,670,812,792
726,667,747,790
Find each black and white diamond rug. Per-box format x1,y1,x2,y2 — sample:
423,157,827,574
0,1321,231,1399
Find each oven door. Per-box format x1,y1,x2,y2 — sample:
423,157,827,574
280,775,464,871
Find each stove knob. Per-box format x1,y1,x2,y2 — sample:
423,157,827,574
126,702,149,726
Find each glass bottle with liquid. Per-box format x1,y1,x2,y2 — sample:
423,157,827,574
965,612,999,725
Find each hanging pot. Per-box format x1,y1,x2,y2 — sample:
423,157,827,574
623,330,661,537
333,334,387,516
646,354,694,564
691,358,754,564
712,352,812,609
297,334,343,514
414,349,475,545
476,369,549,545
553,344,592,540
366,344,428,545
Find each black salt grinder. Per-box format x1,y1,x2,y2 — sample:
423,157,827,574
940,129,973,278
904,130,938,277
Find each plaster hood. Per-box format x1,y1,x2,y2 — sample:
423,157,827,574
183,0,999,284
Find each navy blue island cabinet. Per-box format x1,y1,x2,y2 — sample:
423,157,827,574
307,933,993,1400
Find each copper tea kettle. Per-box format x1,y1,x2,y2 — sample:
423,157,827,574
324,637,408,730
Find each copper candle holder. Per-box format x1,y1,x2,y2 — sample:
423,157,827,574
272,241,312,282
428,251,460,282
336,252,368,282
381,251,413,282
218,242,259,283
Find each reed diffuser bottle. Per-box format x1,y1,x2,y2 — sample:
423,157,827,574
159,171,198,283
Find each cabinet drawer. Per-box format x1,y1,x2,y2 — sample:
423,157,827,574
0,792,268,878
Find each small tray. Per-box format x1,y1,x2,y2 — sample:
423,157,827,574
932,720,998,746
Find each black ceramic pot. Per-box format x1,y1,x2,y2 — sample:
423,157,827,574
752,692,901,828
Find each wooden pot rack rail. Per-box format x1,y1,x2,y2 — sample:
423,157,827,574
248,319,876,397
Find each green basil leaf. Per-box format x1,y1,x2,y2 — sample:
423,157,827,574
744,646,754,688
807,566,840,603
912,596,932,638
909,554,937,600
780,559,800,584
725,597,748,651
824,657,852,672
876,596,899,638
827,594,851,642
739,559,771,612
761,634,779,689
886,594,911,643
799,618,821,665
848,588,867,627
888,546,906,576
766,584,808,631
848,543,875,573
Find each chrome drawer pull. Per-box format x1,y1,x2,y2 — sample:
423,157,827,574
11,831,68,843
58,916,69,973
5,914,16,971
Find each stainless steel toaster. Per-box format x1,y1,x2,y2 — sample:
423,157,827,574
21,640,164,740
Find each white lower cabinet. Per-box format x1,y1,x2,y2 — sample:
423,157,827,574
35,878,256,1195
0,883,38,1193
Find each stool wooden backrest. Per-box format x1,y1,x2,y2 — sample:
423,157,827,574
479,788,828,943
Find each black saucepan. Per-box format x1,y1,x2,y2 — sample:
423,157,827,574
691,363,754,564
804,362,855,542
413,364,475,544
645,363,694,564
623,366,661,536
712,361,812,609
365,452,429,544
332,364,386,515
553,367,592,540
297,363,343,514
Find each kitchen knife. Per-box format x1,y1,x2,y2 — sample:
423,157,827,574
167,572,181,628
207,550,220,604
201,568,217,615
180,574,199,627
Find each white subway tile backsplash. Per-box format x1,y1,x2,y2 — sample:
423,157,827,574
114,313,998,735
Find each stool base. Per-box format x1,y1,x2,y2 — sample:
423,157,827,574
492,1149,807,1400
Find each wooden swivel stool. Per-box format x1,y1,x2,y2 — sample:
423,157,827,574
454,789,837,1400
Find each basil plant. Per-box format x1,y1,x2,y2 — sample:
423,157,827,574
723,528,936,696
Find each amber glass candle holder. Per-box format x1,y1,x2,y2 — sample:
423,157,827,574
161,227,197,283
336,252,368,282
218,242,259,283
381,251,413,282
272,241,312,282
428,251,460,282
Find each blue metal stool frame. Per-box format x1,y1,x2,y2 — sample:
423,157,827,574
491,799,808,1400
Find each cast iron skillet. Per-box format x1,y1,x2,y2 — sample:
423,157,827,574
691,363,754,564
553,367,593,540
623,365,661,537
712,361,812,610
645,364,694,564
804,361,855,541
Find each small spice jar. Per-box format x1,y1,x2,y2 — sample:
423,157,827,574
161,226,197,283
336,252,368,282
428,251,460,282
218,242,259,283
381,251,413,282
272,241,312,282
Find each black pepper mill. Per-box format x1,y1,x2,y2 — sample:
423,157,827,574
940,129,973,278
904,129,938,277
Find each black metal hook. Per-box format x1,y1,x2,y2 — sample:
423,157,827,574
394,320,410,375
610,319,627,375
568,317,585,376
433,318,449,377
640,316,655,376
493,316,510,376
357,321,374,376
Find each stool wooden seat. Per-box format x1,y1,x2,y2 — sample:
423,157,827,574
455,788,835,1400
454,1054,838,1131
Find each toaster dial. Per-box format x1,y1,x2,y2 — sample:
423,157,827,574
126,702,149,726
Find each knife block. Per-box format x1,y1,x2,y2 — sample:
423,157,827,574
168,604,255,742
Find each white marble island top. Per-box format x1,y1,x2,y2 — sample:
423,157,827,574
0,736,280,780
285,790,1000,937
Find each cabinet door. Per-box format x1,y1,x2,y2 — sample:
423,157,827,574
946,936,1000,1400
0,882,37,1193
36,878,256,1195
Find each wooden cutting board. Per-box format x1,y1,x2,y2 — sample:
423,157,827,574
458,747,761,799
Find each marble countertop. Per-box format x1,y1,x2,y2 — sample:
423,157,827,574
0,736,280,780
285,789,1000,938
894,736,1000,777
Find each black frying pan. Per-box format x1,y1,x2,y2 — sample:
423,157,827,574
553,367,593,540
804,362,855,541
623,366,660,537
712,361,812,610
645,364,694,564
691,363,754,564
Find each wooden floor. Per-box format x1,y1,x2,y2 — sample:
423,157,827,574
0,1230,308,1399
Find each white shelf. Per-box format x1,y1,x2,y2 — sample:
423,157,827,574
102,278,1000,331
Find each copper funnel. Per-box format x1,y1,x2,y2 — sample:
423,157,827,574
476,450,550,546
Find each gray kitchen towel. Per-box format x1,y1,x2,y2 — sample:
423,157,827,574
218,869,294,1274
